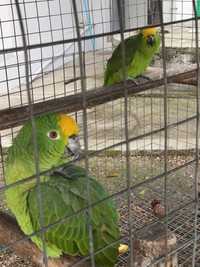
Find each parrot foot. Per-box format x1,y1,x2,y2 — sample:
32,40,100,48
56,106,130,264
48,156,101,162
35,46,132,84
128,75,152,85
137,75,152,82
127,75,152,85
127,76,139,85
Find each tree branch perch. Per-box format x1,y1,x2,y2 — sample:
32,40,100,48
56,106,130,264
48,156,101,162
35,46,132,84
0,68,197,131
0,211,88,267
0,210,178,267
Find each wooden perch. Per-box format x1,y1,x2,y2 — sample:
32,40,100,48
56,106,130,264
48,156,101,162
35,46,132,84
179,77,197,86
0,69,197,131
133,222,178,267
0,210,179,267
0,211,88,267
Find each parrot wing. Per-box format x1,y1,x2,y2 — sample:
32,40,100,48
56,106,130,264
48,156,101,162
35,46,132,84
27,164,119,267
104,35,140,85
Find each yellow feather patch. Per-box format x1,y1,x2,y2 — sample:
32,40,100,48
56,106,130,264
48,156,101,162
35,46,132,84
141,27,157,38
58,114,79,137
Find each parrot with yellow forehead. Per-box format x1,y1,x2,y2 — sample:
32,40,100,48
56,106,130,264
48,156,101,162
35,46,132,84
104,27,160,85
5,113,122,266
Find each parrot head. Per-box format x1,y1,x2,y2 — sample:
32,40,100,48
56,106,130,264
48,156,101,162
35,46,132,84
141,27,159,47
58,113,81,160
33,113,81,164
7,113,81,176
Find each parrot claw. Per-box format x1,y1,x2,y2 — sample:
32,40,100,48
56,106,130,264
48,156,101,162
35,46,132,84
127,76,139,85
137,75,152,82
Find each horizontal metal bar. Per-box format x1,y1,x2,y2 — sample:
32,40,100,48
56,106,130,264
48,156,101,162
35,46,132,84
0,115,196,196
0,69,197,131
0,0,54,6
0,195,196,265
0,17,197,55
73,198,196,266
151,234,200,266
93,115,197,155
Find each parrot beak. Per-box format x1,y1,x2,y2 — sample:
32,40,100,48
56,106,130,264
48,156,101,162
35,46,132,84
146,35,155,46
66,135,81,160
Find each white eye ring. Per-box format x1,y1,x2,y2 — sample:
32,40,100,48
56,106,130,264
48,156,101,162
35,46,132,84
47,130,60,140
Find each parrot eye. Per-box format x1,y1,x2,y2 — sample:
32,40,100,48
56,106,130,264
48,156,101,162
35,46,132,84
47,130,60,140
69,134,77,140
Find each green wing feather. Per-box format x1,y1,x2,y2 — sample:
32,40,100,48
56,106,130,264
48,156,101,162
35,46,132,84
104,33,160,86
104,35,140,85
27,164,120,267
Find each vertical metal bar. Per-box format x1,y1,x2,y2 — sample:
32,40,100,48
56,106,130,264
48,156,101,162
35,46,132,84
0,21,11,109
192,1,200,266
116,0,133,266
171,0,175,22
10,1,23,105
34,1,46,100
0,134,6,185
46,0,56,99
14,1,48,266
71,1,95,266
83,51,86,90
158,0,169,266
73,52,78,122
57,0,67,97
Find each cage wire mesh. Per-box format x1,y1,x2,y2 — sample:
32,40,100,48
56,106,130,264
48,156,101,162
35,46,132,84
0,0,199,266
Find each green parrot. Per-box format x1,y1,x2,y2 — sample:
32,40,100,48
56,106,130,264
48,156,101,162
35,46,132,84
104,27,160,85
5,113,120,266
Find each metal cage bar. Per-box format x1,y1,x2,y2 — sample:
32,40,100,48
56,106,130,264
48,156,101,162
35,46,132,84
192,0,200,266
14,1,48,266
116,0,133,265
71,0,95,266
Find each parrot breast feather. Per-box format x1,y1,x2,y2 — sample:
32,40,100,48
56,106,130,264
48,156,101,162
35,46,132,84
27,164,119,267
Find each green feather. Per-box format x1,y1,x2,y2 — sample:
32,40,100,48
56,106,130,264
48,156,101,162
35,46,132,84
26,164,119,266
104,32,160,85
5,113,120,266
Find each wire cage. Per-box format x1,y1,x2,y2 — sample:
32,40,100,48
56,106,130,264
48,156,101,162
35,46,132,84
0,0,199,266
